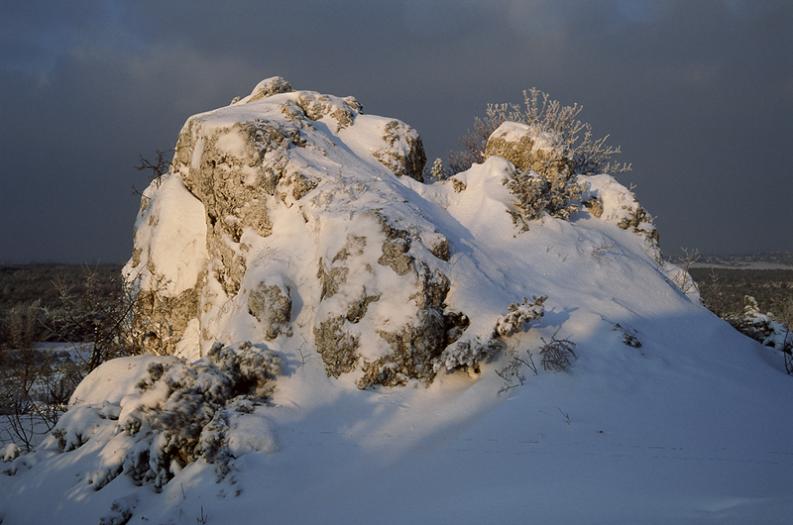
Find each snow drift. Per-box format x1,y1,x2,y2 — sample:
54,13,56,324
2,78,791,525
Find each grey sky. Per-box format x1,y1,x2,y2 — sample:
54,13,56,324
1,0,791,263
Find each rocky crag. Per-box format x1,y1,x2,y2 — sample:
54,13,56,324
124,77,685,388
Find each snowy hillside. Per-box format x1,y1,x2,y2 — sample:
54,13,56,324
1,78,791,524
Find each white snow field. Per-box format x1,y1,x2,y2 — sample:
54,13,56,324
1,79,791,524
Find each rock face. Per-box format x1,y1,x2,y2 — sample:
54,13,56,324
484,122,582,229
484,121,566,175
124,77,690,386
125,77,476,386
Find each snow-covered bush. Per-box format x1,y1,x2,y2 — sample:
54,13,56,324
434,337,505,376
727,296,792,369
448,87,630,176
501,170,551,227
436,297,546,376
494,296,547,337
48,342,281,491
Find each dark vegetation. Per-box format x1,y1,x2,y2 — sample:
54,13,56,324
690,268,793,318
0,264,122,344
0,264,131,449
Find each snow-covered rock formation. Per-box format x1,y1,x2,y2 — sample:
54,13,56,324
122,84,689,388
124,77,471,388
3,78,791,525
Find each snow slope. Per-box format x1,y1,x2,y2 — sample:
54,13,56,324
2,80,791,525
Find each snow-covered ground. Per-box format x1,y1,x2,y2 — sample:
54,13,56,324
3,300,790,524
4,199,790,523
2,80,790,524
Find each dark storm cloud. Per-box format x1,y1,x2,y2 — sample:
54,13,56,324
1,0,791,263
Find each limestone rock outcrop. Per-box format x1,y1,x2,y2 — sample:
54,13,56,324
125,77,473,387
124,77,689,387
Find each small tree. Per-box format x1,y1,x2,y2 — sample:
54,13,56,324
429,157,445,181
670,247,701,297
135,150,170,180
133,149,171,196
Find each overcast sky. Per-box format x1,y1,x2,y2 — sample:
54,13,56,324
1,0,791,263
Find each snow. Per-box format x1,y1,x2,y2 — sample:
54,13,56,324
226,411,277,456
2,82,792,524
69,355,179,406
174,318,202,360
2,444,20,462
123,174,208,297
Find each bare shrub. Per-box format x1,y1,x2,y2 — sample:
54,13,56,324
0,267,147,451
0,301,45,351
448,88,631,176
495,350,538,395
0,344,63,451
436,296,547,377
50,268,140,371
495,328,578,392
669,247,701,297
133,149,171,196
539,332,577,372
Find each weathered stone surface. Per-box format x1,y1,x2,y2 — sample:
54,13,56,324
314,316,359,377
373,120,427,182
125,77,476,380
484,122,567,175
357,264,469,389
247,283,292,340
333,234,366,262
317,259,349,300
133,287,200,355
345,292,380,324
377,220,414,275
486,122,581,229
242,76,293,103
427,234,450,261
